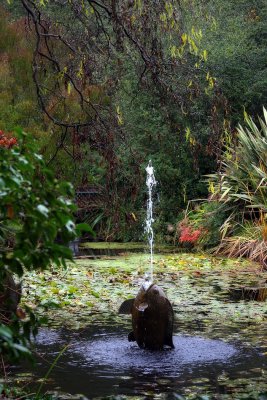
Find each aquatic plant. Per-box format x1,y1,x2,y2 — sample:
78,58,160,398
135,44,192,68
17,250,267,399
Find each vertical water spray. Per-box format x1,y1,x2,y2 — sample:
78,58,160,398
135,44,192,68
145,160,157,282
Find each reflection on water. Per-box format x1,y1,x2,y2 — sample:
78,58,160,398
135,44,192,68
21,325,266,399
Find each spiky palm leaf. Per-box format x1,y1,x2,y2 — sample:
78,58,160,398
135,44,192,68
208,108,267,238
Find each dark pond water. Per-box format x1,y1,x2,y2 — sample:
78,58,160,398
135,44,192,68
15,247,267,399
17,324,266,399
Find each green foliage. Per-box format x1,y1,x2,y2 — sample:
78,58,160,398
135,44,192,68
115,77,215,240
0,129,88,360
186,0,267,122
208,108,267,235
1,0,267,243
182,108,267,257
4,0,218,241
0,130,77,274
195,108,267,266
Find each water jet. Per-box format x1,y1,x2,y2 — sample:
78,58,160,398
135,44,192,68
119,161,174,350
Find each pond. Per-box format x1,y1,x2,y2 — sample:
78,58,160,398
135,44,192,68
14,244,267,399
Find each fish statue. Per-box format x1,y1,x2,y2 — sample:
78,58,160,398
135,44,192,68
119,282,174,350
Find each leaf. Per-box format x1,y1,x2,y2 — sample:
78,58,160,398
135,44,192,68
263,107,267,125
185,126,191,142
181,33,187,45
116,106,123,125
68,285,79,294
67,82,72,95
76,223,95,235
0,325,13,340
65,220,75,233
170,45,177,58
91,290,100,298
7,204,14,219
37,204,49,217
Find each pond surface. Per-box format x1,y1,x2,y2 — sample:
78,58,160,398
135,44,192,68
17,245,267,399
24,325,265,399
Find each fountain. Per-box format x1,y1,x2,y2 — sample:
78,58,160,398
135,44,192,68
118,160,175,350
144,160,157,283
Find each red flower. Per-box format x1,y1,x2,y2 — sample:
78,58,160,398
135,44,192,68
179,225,202,243
0,130,17,148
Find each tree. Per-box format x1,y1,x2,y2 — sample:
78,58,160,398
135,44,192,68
14,0,217,237
4,0,266,240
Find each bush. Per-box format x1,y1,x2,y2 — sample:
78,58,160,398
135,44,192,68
177,201,228,249
0,129,89,360
204,108,267,266
207,108,267,235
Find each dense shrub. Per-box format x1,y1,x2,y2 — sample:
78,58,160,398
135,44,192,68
195,108,267,266
176,201,228,250
208,109,267,234
0,129,89,360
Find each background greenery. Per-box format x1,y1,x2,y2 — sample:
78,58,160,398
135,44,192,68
0,0,265,241
1,2,267,397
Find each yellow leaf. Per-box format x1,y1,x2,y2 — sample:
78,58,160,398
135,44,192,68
165,2,173,18
77,61,84,78
209,77,214,88
160,13,167,23
181,33,187,45
177,47,184,58
131,212,137,222
189,37,198,55
208,180,215,194
185,126,191,142
116,106,124,125
170,45,176,58
189,136,196,146
67,82,72,95
243,107,249,122
131,15,136,25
